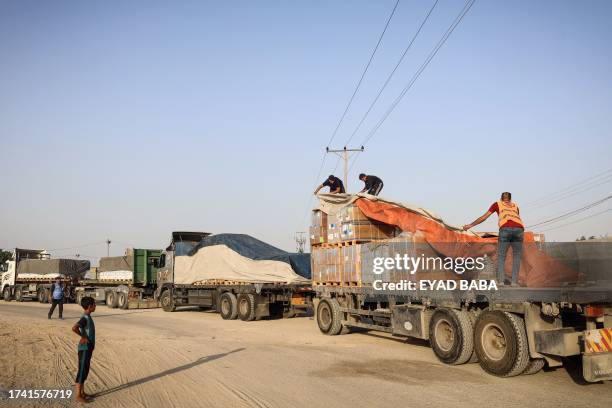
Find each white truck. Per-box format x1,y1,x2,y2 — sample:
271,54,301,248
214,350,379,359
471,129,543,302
1,248,89,303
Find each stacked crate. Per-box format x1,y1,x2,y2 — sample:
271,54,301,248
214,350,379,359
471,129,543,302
311,203,397,285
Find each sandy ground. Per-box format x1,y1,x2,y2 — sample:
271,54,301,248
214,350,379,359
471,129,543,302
1,302,611,408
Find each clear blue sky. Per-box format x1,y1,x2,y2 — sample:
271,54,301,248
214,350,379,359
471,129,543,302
1,0,611,263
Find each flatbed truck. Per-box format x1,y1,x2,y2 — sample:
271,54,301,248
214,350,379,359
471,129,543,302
75,248,162,309
154,232,313,320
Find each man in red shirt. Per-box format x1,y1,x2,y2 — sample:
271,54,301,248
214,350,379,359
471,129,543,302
463,192,524,286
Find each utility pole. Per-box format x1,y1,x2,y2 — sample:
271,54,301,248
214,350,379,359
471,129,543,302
294,232,306,253
106,239,111,256
326,146,364,188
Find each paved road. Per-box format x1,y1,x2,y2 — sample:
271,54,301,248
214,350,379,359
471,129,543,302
1,302,611,408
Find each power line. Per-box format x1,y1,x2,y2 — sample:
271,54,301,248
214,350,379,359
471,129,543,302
538,209,612,233
344,0,440,147
526,194,612,228
326,0,401,148
360,0,477,147
47,241,106,252
527,174,612,210
524,168,612,208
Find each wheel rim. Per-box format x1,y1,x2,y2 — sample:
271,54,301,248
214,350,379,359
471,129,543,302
434,318,455,352
221,297,230,315
161,293,170,308
481,322,507,361
239,298,248,316
318,302,332,329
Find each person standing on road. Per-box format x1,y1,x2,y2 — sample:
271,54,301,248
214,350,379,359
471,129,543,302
314,175,346,195
463,192,524,286
358,173,384,196
72,296,96,403
48,278,64,319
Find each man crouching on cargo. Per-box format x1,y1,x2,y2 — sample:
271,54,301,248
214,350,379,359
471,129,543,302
71,296,96,403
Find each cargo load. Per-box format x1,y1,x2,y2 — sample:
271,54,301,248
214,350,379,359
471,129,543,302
16,259,90,278
174,244,309,285
180,233,311,279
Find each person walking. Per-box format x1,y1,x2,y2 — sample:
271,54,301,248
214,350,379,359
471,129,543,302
48,278,64,319
463,192,524,286
358,174,384,196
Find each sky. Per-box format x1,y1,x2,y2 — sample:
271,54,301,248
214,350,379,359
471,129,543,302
1,0,611,264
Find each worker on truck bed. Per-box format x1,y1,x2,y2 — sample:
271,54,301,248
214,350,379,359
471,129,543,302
462,192,524,286
314,175,345,195
359,173,384,196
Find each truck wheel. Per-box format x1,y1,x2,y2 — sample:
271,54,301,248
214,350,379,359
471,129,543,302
44,290,51,303
37,288,45,303
75,292,83,306
15,287,23,302
106,291,118,309
316,298,344,335
117,292,129,310
3,287,12,302
522,358,545,375
219,292,238,320
429,309,474,365
238,294,257,321
160,289,176,312
474,311,530,377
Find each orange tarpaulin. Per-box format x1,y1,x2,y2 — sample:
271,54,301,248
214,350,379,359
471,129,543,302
354,198,580,287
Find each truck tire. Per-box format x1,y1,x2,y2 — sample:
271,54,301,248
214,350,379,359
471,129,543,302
3,287,12,302
429,308,474,365
160,289,176,312
75,292,83,306
15,286,23,302
522,358,545,375
238,294,257,321
38,288,45,303
316,298,344,335
117,292,129,310
106,291,118,309
44,289,51,303
219,292,238,320
474,311,530,377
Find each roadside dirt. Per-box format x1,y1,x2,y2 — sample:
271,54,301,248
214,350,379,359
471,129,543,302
1,302,611,407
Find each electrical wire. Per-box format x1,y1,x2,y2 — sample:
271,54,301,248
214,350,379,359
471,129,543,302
46,241,106,252
524,169,612,209
326,0,401,148
538,209,612,233
526,194,612,228
360,0,476,147
344,0,439,147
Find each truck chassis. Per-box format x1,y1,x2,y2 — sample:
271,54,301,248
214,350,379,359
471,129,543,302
314,285,612,382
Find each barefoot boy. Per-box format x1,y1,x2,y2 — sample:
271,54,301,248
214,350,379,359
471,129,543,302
72,296,96,403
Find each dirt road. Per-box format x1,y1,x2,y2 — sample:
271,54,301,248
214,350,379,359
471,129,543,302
1,302,611,408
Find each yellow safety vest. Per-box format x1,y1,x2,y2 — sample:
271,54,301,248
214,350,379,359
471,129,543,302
497,200,524,228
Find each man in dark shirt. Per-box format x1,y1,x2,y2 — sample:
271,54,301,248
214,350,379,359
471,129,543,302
359,174,384,196
314,175,345,195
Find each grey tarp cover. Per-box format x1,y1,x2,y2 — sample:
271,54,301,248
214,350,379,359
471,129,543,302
17,259,90,277
186,234,311,279
99,255,134,272
174,245,309,285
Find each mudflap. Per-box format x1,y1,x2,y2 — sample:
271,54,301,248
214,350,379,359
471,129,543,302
583,353,612,382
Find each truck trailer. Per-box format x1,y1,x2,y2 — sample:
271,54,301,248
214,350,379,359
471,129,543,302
154,231,313,320
311,194,612,382
1,248,89,303
75,248,162,309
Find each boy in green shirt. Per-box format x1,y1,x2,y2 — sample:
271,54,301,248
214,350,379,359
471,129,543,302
71,296,96,403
